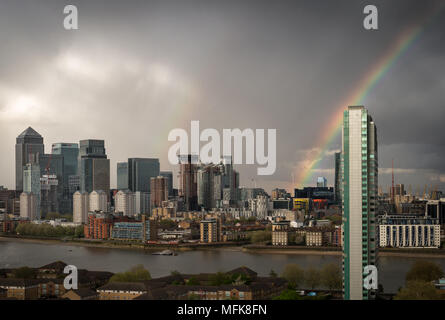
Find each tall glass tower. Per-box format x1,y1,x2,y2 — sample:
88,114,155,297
342,106,378,300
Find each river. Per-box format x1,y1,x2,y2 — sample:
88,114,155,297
1,239,445,294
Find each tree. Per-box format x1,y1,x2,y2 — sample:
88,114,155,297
406,260,444,283
281,264,305,289
305,267,321,290
13,267,36,279
159,219,177,230
109,264,151,282
321,263,342,291
394,280,441,300
187,276,200,286
269,269,277,277
249,230,271,243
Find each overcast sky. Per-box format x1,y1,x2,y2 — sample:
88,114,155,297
0,0,444,194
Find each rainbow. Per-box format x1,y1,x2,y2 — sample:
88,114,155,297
294,4,445,188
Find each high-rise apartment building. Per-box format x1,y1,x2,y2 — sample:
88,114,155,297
150,176,168,208
78,140,110,196
114,190,136,216
16,127,44,193
117,162,128,190
178,154,198,211
89,190,108,212
160,171,173,197
20,192,38,220
200,218,221,243
335,152,342,205
128,158,160,193
73,191,89,224
342,106,378,300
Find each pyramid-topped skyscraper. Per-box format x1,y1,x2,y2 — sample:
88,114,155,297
16,127,44,192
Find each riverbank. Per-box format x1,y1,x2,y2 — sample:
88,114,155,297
2,235,445,258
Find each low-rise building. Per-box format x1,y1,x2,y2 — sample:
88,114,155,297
272,220,290,246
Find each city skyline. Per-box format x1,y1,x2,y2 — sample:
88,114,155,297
1,0,445,193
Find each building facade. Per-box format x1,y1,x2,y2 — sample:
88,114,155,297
342,106,378,300
78,140,110,196
73,191,89,224
128,158,160,193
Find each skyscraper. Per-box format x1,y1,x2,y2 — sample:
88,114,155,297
78,140,110,196
23,163,41,219
316,176,327,188
160,171,173,197
38,153,64,215
150,176,168,208
52,143,79,212
15,127,44,192
128,158,160,193
335,152,342,205
178,154,198,211
117,162,128,190
342,106,378,300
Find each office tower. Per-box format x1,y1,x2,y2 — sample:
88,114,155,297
316,176,327,188
89,190,108,212
52,143,79,213
178,154,198,211
117,162,128,190
23,163,41,219
114,190,136,216
335,152,342,205
20,192,38,220
128,158,160,193
78,140,110,196
160,171,173,197
16,127,44,192
394,184,405,196
150,176,168,208
135,191,150,215
342,106,378,300
73,191,89,224
38,153,64,215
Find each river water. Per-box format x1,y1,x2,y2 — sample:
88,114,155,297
1,239,445,294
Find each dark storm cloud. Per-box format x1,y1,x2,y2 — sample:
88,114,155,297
0,0,444,192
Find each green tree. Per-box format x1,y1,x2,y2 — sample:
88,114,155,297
305,267,321,290
159,219,177,230
321,263,342,291
269,269,277,277
109,264,151,282
186,276,200,286
394,280,441,300
281,264,305,289
406,260,444,283
13,266,36,279
249,230,271,243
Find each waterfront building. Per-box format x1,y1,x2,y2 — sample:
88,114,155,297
73,191,89,224
89,190,108,212
114,190,136,216
111,216,157,241
20,192,38,220
200,218,221,243
342,106,378,300
271,221,289,246
378,214,440,248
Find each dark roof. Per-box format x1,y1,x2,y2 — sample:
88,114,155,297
0,278,42,287
38,261,67,271
17,127,42,138
227,266,257,278
97,282,147,292
66,288,98,298
133,288,170,300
